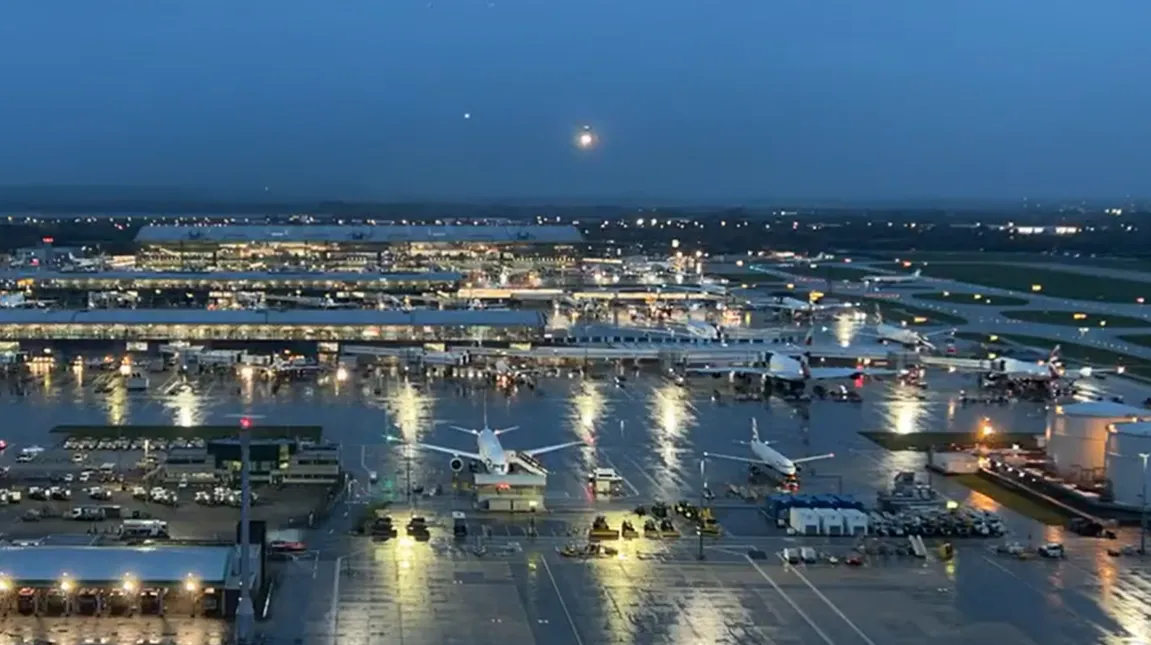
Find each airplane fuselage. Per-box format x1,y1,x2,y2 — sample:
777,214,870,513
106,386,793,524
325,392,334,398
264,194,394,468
875,323,929,347
477,429,509,474
767,353,807,382
750,440,799,477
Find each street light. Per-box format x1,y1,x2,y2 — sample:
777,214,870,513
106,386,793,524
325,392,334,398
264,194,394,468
59,576,74,594
1140,453,1150,555
697,458,707,561
226,413,264,644
184,574,200,594
121,575,137,593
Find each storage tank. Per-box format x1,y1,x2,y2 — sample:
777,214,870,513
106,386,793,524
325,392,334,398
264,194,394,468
1106,422,1151,508
1046,401,1149,479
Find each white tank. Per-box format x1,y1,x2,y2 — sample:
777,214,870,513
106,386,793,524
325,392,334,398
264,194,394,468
1106,422,1151,507
1046,402,1149,479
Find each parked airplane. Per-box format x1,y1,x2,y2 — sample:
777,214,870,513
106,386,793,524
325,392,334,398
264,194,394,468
862,268,923,284
703,419,834,489
862,307,953,350
982,345,1125,382
745,294,853,316
682,331,897,394
411,407,583,475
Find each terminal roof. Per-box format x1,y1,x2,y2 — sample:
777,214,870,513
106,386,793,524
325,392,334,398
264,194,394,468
0,546,233,584
135,224,584,245
0,269,463,284
1058,401,1151,418
0,308,544,327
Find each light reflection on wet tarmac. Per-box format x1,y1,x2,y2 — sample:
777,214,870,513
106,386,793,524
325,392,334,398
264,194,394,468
5,365,1151,645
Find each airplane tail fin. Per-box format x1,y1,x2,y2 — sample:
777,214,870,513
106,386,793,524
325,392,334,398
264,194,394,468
873,304,883,325
751,418,760,443
803,329,814,346
913,269,922,278
1050,344,1062,364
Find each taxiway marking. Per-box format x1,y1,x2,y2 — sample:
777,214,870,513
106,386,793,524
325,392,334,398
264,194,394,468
540,554,585,645
744,554,838,645
785,557,878,645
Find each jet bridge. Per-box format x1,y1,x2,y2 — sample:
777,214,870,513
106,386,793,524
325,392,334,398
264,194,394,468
472,452,549,512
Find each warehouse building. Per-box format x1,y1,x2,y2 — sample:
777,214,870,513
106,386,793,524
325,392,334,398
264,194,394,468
163,439,341,485
134,224,584,270
0,543,259,618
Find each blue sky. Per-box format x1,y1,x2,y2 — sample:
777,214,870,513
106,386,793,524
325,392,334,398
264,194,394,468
1,1,1148,203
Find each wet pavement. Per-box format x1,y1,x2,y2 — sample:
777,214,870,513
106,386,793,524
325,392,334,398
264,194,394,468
3,364,1151,645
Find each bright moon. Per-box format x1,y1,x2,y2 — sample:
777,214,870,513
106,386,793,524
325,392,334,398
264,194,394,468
576,127,597,150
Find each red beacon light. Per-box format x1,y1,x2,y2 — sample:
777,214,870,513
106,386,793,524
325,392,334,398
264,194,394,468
239,417,252,431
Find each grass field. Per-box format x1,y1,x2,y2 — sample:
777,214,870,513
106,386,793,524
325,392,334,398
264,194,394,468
919,263,1151,302
859,431,1040,451
954,332,1151,379
952,474,1070,526
1120,335,1151,350
882,252,1151,272
854,296,967,326
913,292,1029,307
1001,310,1151,328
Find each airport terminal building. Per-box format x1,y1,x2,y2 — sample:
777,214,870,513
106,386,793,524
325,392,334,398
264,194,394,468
133,224,585,270
0,309,545,344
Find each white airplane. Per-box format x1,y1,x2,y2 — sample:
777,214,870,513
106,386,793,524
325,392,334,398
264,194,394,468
746,295,853,315
683,331,897,393
983,345,1126,382
412,407,584,475
0,294,53,308
59,255,106,273
862,307,953,350
863,268,923,284
703,419,834,489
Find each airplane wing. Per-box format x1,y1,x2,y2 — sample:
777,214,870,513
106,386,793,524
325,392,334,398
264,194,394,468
414,442,482,461
521,440,585,458
702,451,764,466
792,453,835,465
806,366,899,380
685,366,772,377
1069,364,1127,378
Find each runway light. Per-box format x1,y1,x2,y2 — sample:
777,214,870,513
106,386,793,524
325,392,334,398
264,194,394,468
1031,284,1042,292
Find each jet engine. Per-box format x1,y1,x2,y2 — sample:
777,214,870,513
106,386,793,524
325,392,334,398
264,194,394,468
449,457,464,473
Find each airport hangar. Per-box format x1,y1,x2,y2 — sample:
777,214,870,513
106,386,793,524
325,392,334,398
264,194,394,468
132,224,586,270
0,540,264,618
0,269,464,308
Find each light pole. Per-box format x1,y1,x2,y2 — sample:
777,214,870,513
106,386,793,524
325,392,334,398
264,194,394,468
1140,453,1150,555
227,413,263,645
697,458,707,561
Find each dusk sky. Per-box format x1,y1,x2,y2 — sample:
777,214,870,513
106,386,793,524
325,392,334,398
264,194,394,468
1,2,1148,203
